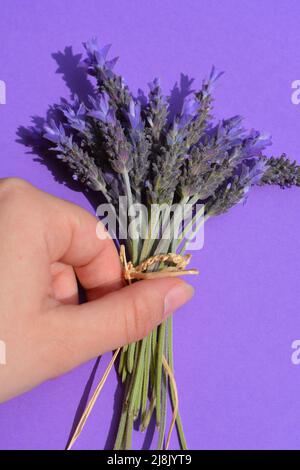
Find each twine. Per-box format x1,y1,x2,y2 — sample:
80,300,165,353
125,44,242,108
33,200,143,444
67,245,197,450
66,348,120,450
162,355,179,450
120,245,199,281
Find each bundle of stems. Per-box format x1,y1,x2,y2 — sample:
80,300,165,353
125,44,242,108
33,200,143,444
32,37,300,449
115,208,202,449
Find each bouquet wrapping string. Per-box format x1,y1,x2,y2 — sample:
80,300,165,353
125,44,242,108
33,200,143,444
37,38,300,449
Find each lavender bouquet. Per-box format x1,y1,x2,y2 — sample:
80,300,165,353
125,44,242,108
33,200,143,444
28,38,300,449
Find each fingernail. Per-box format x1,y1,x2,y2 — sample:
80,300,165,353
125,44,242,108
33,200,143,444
163,282,194,318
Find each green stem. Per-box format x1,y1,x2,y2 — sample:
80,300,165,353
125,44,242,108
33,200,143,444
155,197,190,254
167,315,187,450
140,206,162,260
141,333,152,423
134,366,144,420
127,338,147,416
114,377,131,450
151,327,157,365
114,407,128,450
155,321,166,428
178,210,209,254
141,392,156,431
123,170,139,264
158,325,168,449
118,346,127,375
124,412,134,450
121,366,127,383
126,342,136,374
150,326,157,390
115,340,140,449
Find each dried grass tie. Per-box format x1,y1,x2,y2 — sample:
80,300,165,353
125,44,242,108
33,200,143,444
67,245,198,450
120,245,199,281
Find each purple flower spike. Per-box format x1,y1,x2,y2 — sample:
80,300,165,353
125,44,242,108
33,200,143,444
148,77,160,93
83,38,118,78
242,130,272,159
201,66,224,101
178,95,199,128
84,38,111,65
43,119,67,145
88,93,116,124
209,65,224,85
126,99,143,131
61,99,87,132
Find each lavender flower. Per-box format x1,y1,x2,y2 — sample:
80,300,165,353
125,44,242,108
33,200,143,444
260,154,300,187
60,99,87,132
43,118,108,194
126,99,143,131
241,130,272,159
88,93,116,124
104,121,133,175
178,95,199,128
181,66,224,149
44,119,67,145
83,38,131,111
206,158,267,216
83,38,118,78
146,78,168,142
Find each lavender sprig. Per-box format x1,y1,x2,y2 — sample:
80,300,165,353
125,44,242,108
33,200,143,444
206,159,267,217
44,119,107,193
260,154,300,187
83,38,132,111
146,78,168,143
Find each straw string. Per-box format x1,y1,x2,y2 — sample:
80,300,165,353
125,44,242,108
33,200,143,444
120,245,199,281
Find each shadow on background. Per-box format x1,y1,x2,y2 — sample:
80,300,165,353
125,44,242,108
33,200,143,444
52,46,95,105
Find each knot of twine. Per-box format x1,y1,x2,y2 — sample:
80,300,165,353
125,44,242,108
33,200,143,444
67,245,198,451
120,245,199,282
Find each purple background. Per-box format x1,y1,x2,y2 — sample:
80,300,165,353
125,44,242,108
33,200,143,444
1,0,300,450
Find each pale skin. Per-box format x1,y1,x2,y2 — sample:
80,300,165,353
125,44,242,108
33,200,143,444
0,178,194,403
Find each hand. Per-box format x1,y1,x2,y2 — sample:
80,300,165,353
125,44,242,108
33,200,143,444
0,178,194,403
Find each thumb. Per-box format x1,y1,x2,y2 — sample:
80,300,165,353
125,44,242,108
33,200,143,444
46,278,194,374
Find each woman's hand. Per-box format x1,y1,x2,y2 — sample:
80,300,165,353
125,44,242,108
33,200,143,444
0,178,193,402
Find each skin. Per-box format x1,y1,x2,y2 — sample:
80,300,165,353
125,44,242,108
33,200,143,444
0,178,194,403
